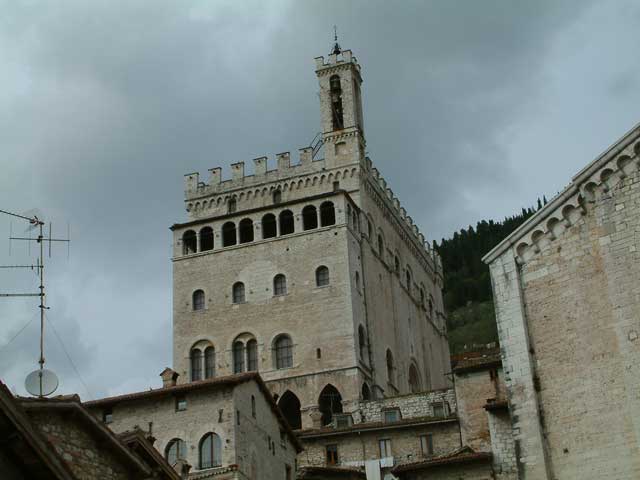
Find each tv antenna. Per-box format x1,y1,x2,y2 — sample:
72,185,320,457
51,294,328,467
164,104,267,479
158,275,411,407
0,208,70,397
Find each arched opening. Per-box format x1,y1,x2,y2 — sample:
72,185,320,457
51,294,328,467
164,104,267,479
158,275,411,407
358,325,367,360
232,282,245,304
222,222,237,247
165,438,186,466
394,256,400,273
320,202,336,226
361,383,372,401
315,266,330,287
262,213,277,239
192,290,205,311
199,433,222,469
239,218,254,244
278,390,302,430
406,267,412,294
191,348,203,381
386,349,395,384
329,75,344,130
227,197,237,214
302,205,318,230
199,227,213,251
247,339,258,371
274,334,293,369
233,341,245,374
273,274,287,296
182,230,197,255
377,234,384,256
279,210,294,235
204,346,215,379
272,189,282,204
319,384,343,426
409,363,421,393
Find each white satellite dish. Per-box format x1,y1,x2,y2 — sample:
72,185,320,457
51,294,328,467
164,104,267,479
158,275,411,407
25,369,59,397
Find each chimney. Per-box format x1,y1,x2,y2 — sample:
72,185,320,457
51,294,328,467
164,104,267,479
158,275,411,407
159,368,179,388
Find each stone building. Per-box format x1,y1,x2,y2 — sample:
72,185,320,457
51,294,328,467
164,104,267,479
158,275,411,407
170,44,451,430
483,124,640,479
0,381,178,480
85,372,301,480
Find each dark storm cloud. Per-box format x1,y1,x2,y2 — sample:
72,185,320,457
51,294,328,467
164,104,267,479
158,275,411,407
1,0,638,398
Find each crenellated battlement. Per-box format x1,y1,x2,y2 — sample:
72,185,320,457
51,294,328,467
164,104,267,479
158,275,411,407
314,49,360,75
184,147,323,200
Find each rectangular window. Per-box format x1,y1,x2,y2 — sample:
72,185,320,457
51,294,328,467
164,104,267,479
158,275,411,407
420,434,434,456
383,408,401,423
432,403,445,417
236,409,241,425
175,396,187,412
103,408,113,424
326,444,339,465
379,438,392,458
334,414,353,428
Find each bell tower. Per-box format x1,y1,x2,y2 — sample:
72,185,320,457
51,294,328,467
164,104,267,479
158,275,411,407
315,39,366,168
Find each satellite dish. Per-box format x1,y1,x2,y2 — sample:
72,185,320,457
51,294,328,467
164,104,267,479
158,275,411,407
25,369,59,397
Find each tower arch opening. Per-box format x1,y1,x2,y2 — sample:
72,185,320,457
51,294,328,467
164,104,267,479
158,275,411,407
318,384,343,426
278,390,302,430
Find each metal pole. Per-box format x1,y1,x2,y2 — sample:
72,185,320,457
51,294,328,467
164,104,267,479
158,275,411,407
37,220,45,397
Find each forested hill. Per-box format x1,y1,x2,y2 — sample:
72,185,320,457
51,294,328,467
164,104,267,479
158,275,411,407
435,200,545,353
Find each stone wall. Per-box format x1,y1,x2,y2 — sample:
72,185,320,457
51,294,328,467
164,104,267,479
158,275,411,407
358,389,456,423
488,410,517,480
399,462,494,480
29,410,132,480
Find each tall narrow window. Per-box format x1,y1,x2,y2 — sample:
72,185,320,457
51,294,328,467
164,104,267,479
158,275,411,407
379,439,392,458
199,227,214,251
377,234,384,256
278,391,302,430
191,349,203,381
315,266,330,287
192,290,205,311
406,268,412,294
262,213,277,239
199,433,222,469
302,205,318,230
233,341,245,374
222,222,237,247
273,274,287,296
228,197,237,214
165,438,186,466
329,74,344,130
239,219,254,243
251,395,256,418
326,444,339,466
420,434,434,456
205,347,216,379
319,385,343,426
182,230,197,255
386,349,395,384
279,210,294,235
320,202,336,226
394,256,400,273
358,326,366,360
274,335,293,369
247,339,258,371
272,189,282,204
361,383,371,401
409,364,421,393
232,282,245,304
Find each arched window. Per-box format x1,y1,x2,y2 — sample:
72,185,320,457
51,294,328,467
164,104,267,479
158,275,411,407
273,274,287,296
278,390,302,430
191,348,203,381
222,222,237,247
232,282,245,304
420,287,425,308
315,266,330,287
386,349,395,384
233,341,245,374
274,335,293,369
361,383,372,401
193,290,205,311
228,197,237,214
329,75,344,130
409,363,421,393
377,234,384,256
394,256,400,273
320,201,336,226
358,325,367,360
165,438,186,466
262,213,277,239
239,219,254,244
406,267,412,294
247,339,258,371
199,433,222,469
205,346,216,379
319,384,343,426
279,210,294,235
183,230,197,255
272,189,282,204
302,205,318,230
199,227,213,251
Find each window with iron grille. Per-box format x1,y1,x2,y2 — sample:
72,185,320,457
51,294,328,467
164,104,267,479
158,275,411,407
275,335,293,369
273,274,287,296
247,339,258,371
192,290,205,311
205,347,215,379
233,341,245,373
191,349,203,381
315,266,330,287
232,282,245,304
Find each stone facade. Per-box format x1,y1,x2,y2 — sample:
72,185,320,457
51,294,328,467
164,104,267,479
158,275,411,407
484,125,640,479
487,408,517,480
170,46,450,431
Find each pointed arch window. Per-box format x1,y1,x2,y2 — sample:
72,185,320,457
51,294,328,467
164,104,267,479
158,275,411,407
192,290,205,311
205,347,216,379
358,325,367,360
278,391,302,430
232,282,245,304
165,438,186,466
199,433,222,469
315,266,330,287
319,385,343,426
191,349,203,381
361,383,372,401
274,335,293,369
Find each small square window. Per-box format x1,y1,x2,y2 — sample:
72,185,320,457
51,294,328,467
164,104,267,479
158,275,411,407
432,403,445,417
383,409,401,423
326,444,339,465
103,408,113,424
334,414,353,428
175,396,187,412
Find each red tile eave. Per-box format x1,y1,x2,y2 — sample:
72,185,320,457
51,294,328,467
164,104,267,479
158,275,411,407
391,452,492,474
297,415,458,438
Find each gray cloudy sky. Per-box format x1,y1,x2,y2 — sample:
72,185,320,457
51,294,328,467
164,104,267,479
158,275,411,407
1,0,639,399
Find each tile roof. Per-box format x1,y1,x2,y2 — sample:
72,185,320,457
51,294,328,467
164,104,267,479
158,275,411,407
391,447,491,474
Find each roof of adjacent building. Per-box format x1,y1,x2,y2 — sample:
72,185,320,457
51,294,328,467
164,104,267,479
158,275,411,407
390,447,492,475
451,348,502,373
298,466,366,479
83,371,303,452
